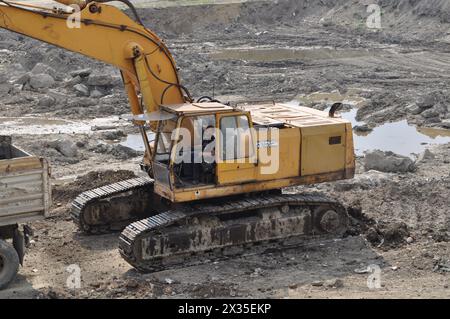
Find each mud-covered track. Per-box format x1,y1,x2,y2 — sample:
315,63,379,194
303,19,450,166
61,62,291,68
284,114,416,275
119,193,348,273
71,177,155,234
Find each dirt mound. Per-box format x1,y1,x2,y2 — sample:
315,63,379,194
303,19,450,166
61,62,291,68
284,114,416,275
138,0,334,35
365,221,410,249
53,170,137,205
346,203,410,249
137,0,450,38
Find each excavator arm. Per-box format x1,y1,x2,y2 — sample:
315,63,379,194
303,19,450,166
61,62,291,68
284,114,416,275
0,0,189,119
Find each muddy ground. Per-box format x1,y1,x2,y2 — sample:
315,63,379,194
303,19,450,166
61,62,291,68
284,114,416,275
0,0,449,299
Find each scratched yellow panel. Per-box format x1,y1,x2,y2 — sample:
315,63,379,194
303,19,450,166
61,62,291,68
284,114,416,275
256,128,300,181
300,124,347,176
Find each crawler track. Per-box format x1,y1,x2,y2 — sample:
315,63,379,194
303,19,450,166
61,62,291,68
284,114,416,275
119,193,348,273
71,177,155,234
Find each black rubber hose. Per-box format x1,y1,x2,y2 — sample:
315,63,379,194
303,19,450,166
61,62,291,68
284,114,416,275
197,96,213,103
197,96,222,103
144,55,194,103
91,0,144,26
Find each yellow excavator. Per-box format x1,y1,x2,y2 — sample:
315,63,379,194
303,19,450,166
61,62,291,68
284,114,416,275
0,0,355,272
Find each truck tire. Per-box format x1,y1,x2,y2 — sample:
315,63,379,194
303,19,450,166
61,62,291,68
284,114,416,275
0,239,20,290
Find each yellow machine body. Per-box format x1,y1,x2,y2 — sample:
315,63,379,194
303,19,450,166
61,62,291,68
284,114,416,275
152,102,355,203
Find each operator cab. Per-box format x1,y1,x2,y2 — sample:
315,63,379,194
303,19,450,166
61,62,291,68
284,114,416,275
151,102,257,193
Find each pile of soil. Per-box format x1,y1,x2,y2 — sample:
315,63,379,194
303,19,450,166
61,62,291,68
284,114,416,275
53,170,137,205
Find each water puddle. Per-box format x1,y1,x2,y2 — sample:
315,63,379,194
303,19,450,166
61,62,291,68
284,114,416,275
341,109,450,157
119,133,155,152
210,47,374,62
0,116,128,135
289,91,450,157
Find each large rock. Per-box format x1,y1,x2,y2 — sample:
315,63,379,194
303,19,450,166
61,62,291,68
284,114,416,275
70,68,92,78
48,139,78,158
90,88,105,98
74,84,90,97
421,108,440,119
87,73,113,86
364,150,416,173
37,95,56,107
407,103,423,115
65,75,83,87
416,149,435,163
416,94,436,111
29,73,55,89
31,63,58,79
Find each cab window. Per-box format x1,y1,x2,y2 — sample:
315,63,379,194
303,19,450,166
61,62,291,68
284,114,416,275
220,115,254,161
155,119,177,163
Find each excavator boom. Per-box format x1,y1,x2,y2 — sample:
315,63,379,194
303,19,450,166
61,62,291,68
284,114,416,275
0,0,187,117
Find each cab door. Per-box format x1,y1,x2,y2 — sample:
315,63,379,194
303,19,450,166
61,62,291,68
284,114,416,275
152,118,178,190
216,112,258,185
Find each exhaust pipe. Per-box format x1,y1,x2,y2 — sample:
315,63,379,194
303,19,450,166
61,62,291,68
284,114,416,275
329,102,343,118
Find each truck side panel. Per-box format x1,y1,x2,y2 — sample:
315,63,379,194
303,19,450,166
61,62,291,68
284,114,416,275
0,146,51,227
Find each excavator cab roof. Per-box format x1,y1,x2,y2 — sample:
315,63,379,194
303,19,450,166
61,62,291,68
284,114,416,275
161,102,235,116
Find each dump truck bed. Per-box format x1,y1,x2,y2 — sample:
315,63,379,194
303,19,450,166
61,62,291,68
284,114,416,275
0,136,51,227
